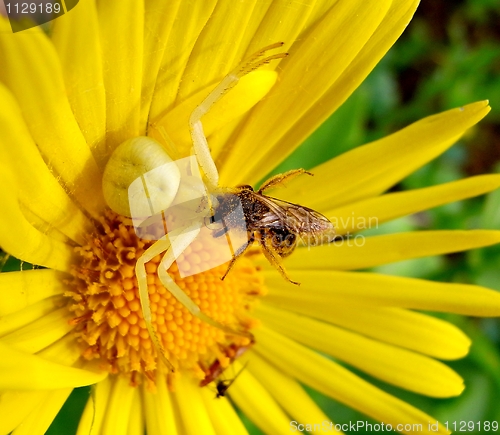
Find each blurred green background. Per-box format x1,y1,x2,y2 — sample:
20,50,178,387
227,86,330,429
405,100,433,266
2,0,500,433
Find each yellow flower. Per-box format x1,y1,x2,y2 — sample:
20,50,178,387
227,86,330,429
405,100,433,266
1,1,500,435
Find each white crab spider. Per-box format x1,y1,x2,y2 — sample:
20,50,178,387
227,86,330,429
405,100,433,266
102,43,287,371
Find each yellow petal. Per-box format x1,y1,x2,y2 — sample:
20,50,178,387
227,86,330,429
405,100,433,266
221,0,392,184
127,391,144,435
140,0,183,131
0,341,105,389
11,388,72,435
256,327,451,435
275,101,491,210
264,286,470,359
175,376,216,435
0,19,105,217
177,0,265,103
258,304,465,397
52,0,107,168
247,353,335,427
149,0,321,123
76,377,112,435
169,0,322,165
200,385,250,435
96,1,143,150
209,71,278,161
148,0,218,122
246,0,318,55
244,0,318,57
0,270,67,316
0,153,73,270
284,230,500,273
101,376,137,435
328,174,500,235
1,307,73,353
38,334,83,367
0,297,61,337
0,391,48,435
142,372,178,435
0,84,92,246
266,267,500,316
229,364,293,435
250,0,420,183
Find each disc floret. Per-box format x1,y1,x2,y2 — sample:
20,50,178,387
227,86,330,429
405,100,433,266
66,211,264,389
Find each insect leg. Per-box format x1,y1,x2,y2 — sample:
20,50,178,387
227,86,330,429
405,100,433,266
157,224,253,340
221,232,254,281
258,168,313,194
189,43,287,188
260,234,300,286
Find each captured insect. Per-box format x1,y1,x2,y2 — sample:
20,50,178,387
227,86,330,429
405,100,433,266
212,169,335,285
214,362,248,398
102,42,334,372
200,340,253,387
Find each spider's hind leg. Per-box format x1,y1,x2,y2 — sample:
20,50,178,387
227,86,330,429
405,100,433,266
136,222,254,372
135,237,177,372
156,224,254,340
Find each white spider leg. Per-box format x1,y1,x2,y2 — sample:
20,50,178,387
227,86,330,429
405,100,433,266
189,42,287,189
136,235,177,371
157,225,253,339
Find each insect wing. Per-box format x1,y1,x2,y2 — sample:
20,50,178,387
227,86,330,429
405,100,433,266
256,195,335,245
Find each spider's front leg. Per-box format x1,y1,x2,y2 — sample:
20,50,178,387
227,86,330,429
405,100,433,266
189,42,288,189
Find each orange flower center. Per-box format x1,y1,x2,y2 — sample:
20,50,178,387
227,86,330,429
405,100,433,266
66,211,264,390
